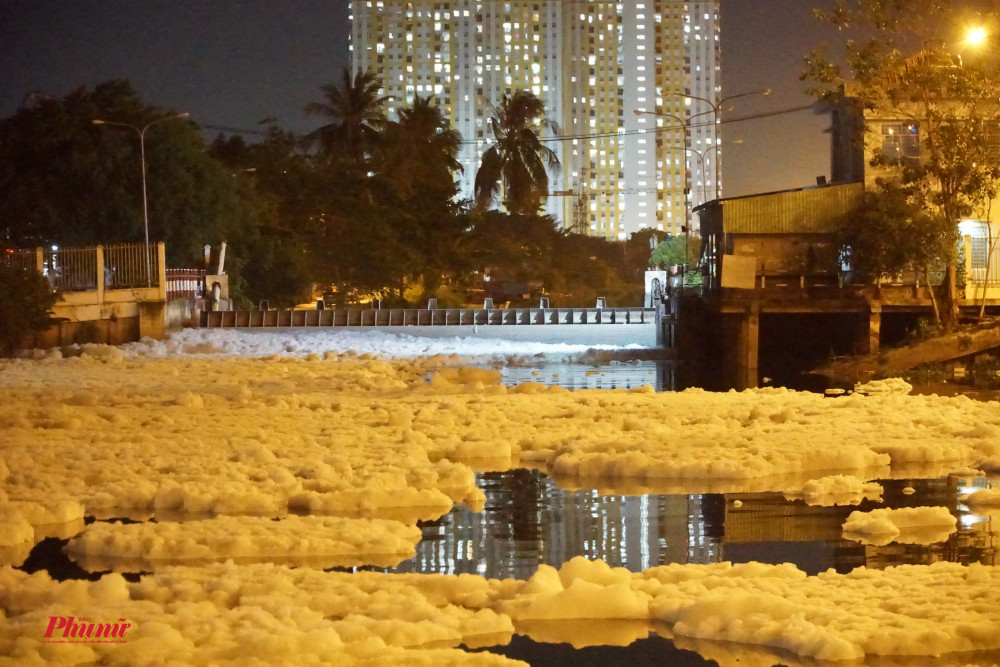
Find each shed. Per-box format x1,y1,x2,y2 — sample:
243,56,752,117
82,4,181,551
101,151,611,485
696,183,865,290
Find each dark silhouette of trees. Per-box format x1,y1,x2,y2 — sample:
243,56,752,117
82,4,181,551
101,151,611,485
2,73,650,310
0,263,59,356
0,80,252,267
304,68,388,172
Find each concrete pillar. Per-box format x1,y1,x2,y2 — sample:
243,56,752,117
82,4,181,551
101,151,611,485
741,303,760,389
96,245,105,303
866,302,881,355
156,243,167,300
138,301,166,340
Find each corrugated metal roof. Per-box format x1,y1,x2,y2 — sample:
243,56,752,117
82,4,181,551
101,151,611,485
703,183,865,234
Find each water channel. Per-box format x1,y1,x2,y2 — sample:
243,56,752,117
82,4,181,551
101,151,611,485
16,357,1000,665
385,357,995,665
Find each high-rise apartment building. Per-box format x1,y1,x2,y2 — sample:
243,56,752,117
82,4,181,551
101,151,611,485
349,1,720,240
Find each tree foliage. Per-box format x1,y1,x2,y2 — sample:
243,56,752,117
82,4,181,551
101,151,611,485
803,0,1000,325
0,80,253,267
474,91,560,216
839,181,953,279
650,234,700,270
0,262,59,356
304,68,388,172
1,72,648,312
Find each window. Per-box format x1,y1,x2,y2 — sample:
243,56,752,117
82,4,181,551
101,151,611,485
881,123,919,165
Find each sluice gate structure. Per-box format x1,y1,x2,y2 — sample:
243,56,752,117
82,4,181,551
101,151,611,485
200,305,670,348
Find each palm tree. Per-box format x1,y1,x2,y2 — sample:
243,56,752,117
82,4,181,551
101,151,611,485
304,68,388,168
474,90,560,216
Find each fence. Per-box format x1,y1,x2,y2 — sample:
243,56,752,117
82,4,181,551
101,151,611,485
202,306,657,328
44,247,98,292
2,243,162,292
104,243,160,289
2,248,37,272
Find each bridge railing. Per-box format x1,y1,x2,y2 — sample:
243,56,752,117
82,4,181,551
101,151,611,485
2,243,165,293
104,243,159,288
44,247,98,292
2,248,38,272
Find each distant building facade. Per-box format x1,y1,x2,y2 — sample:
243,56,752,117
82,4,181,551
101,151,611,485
349,1,721,240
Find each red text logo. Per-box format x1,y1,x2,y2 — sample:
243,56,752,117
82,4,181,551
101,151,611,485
43,616,131,644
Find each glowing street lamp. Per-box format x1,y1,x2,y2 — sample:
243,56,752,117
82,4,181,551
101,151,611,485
92,112,189,286
965,26,987,47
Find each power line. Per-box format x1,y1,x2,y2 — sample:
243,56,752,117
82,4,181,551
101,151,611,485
199,102,819,146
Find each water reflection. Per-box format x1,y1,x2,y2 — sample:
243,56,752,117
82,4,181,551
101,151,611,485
495,359,675,392
392,471,997,580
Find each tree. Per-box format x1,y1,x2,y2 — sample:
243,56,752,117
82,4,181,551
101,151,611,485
650,234,700,271
0,80,256,267
0,263,59,356
208,128,315,307
474,91,560,216
372,95,466,299
304,68,388,171
838,181,954,319
803,0,1000,327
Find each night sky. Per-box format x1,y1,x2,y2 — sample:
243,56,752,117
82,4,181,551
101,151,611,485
1,0,841,199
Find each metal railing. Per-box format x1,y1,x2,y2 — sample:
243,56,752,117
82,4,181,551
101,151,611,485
2,248,37,271
3,244,161,292
44,247,98,292
969,236,1000,285
105,243,158,289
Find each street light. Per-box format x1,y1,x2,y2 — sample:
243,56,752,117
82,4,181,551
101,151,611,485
92,112,189,286
964,26,987,47
688,140,744,206
633,108,704,286
660,88,770,201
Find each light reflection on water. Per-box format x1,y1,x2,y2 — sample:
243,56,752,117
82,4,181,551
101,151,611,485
402,357,1000,662
388,465,996,664
495,359,675,393
391,472,997,581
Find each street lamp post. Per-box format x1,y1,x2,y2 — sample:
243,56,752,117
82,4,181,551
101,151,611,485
660,88,770,201
92,112,189,286
634,108,704,286
687,140,744,206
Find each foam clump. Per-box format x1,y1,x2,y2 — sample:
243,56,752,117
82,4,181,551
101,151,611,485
963,487,1000,509
66,514,422,568
0,506,33,547
842,506,958,546
4,330,1000,662
784,475,883,506
854,377,912,395
1,558,998,664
